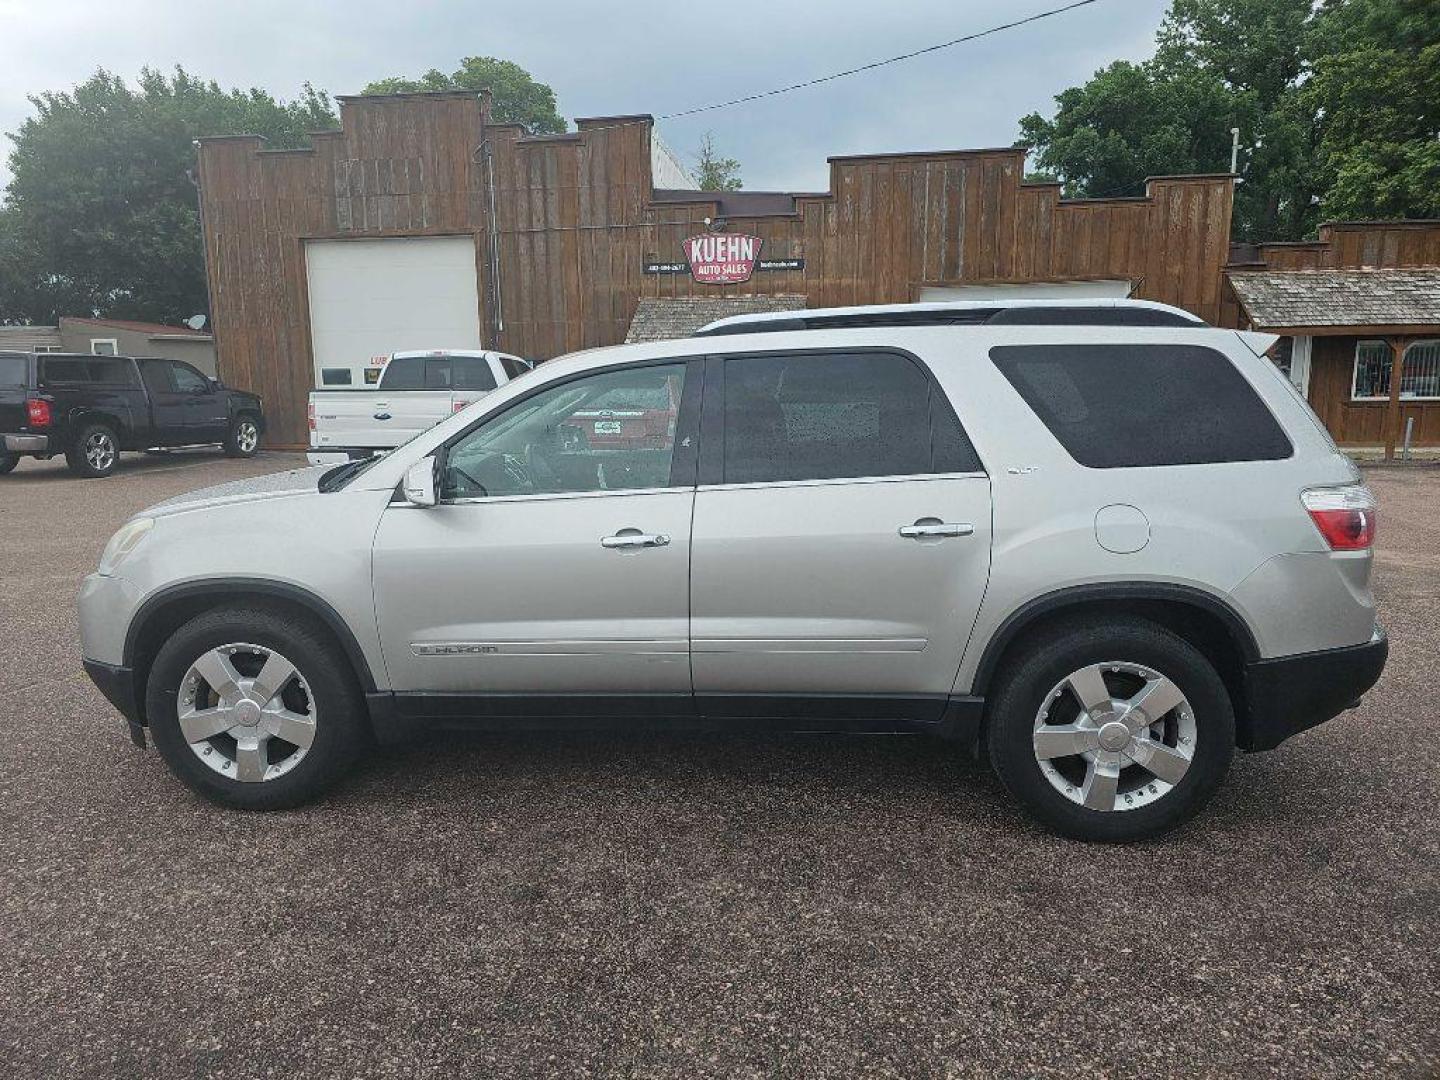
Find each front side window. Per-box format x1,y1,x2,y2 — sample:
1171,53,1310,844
441,363,689,500
719,351,979,484
170,362,209,393
992,343,1292,467
1353,339,1440,401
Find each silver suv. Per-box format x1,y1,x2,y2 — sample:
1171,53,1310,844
78,300,1387,841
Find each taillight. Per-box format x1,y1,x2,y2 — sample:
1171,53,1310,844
1302,485,1377,550
26,398,51,428
307,401,316,431
453,399,470,412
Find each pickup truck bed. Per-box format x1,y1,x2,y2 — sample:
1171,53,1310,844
308,350,528,464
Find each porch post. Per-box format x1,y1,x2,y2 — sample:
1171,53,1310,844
1383,336,1410,460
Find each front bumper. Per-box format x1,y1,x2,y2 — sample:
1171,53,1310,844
1241,627,1388,751
82,658,146,748
2,433,47,454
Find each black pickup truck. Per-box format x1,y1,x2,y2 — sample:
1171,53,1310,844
0,352,265,478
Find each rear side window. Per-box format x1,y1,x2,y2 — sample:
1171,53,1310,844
0,354,27,387
720,351,982,484
40,357,138,386
499,355,531,379
991,344,1292,468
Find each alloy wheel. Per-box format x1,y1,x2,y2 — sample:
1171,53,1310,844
85,432,116,472
236,421,258,453
178,643,317,782
1032,661,1196,812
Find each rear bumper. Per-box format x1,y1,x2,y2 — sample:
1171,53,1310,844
1241,627,1388,751
2,433,47,453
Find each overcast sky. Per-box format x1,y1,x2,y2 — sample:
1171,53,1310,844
0,0,1171,193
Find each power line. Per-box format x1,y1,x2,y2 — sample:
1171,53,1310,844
656,0,1104,122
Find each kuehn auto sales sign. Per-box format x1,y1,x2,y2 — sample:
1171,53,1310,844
684,233,762,284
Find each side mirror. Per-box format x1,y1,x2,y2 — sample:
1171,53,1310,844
209,376,224,391
402,458,438,507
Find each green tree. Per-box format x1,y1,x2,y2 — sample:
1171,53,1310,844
3,67,335,324
693,132,742,192
362,57,565,134
1304,0,1440,220
1019,0,1316,242
1021,0,1440,240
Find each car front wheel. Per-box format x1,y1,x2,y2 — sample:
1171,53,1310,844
986,616,1235,842
145,606,367,809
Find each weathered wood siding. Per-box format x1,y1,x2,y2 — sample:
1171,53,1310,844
199,94,1236,446
1306,335,1440,448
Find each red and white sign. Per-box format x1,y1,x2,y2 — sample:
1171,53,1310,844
684,233,763,285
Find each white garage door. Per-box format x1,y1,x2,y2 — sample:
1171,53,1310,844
918,279,1132,302
305,236,482,387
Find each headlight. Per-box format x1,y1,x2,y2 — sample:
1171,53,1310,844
98,517,154,576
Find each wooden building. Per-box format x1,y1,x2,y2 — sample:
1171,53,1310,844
1225,222,1440,457
196,90,1435,452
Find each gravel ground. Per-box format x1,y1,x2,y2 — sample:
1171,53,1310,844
1,450,1437,1078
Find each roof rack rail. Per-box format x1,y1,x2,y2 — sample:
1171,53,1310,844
693,299,1207,337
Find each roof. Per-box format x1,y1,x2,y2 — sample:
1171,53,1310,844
625,295,808,344
1227,269,1440,333
58,316,212,340
697,298,1205,337
0,325,62,350
651,189,826,218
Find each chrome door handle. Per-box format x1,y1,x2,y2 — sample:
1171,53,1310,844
899,521,974,538
601,531,671,549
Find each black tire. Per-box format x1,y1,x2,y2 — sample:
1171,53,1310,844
0,452,18,475
65,421,120,477
986,616,1235,843
146,605,368,810
223,415,261,457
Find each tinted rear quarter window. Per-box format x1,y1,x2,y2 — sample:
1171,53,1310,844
991,343,1292,467
40,357,138,386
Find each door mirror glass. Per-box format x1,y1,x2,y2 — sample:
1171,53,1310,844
403,458,438,507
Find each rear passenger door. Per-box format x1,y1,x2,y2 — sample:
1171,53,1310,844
689,349,993,721
138,360,186,442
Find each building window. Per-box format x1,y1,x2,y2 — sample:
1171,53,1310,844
1352,339,1440,401
90,338,119,355
320,368,353,385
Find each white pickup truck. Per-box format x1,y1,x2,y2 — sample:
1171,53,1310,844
307,350,531,464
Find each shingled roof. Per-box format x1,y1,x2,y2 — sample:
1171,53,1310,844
1227,269,1440,332
626,295,808,343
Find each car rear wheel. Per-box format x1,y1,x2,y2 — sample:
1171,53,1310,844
66,422,120,477
986,616,1235,842
146,606,367,809
224,416,260,457
0,452,18,475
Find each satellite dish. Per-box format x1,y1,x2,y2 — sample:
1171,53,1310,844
186,314,208,331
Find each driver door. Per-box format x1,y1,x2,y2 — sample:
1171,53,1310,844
371,358,701,717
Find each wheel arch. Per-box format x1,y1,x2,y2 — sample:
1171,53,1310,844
971,583,1261,747
125,579,380,725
